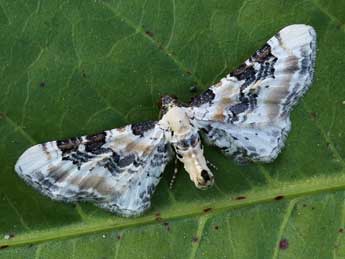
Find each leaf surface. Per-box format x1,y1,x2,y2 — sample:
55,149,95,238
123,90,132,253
1,0,345,258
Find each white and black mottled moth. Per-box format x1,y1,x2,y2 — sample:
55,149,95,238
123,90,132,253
15,24,316,217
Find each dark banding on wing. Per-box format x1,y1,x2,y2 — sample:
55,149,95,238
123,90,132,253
189,89,215,107
131,121,156,136
251,43,275,63
230,43,277,91
57,137,82,154
85,132,107,154
230,64,256,88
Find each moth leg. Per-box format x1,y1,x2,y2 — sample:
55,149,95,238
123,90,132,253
207,160,218,171
169,158,179,190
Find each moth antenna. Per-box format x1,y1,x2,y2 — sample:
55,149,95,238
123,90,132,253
169,159,179,190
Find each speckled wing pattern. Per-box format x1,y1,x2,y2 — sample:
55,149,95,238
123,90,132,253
15,121,171,217
189,24,316,162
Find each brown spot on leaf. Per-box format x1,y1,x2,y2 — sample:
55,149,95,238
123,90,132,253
39,81,46,88
339,228,343,233
235,196,246,200
155,212,162,221
162,222,170,231
192,236,199,243
309,112,317,120
0,245,9,249
116,235,122,240
145,31,154,37
0,112,6,119
203,207,212,213
274,195,284,201
214,225,219,230
279,239,288,250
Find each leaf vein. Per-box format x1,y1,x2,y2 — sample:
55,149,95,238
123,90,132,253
4,114,36,145
165,0,176,49
189,215,209,259
101,1,205,88
272,199,297,259
303,102,345,167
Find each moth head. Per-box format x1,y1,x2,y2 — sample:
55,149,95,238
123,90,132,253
195,169,214,189
181,153,215,189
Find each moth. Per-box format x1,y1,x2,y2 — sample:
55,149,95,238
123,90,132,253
15,24,316,217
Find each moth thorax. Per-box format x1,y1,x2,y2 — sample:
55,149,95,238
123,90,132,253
165,107,191,135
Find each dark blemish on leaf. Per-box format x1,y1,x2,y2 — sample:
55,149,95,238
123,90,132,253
339,228,343,233
192,236,199,243
0,245,9,249
155,212,162,221
0,112,6,119
117,235,122,240
203,207,212,213
39,81,46,88
309,112,317,120
303,204,307,207
311,207,315,210
82,70,87,78
279,239,289,250
145,31,154,37
335,23,343,30
186,70,192,75
274,195,284,201
162,222,170,231
190,85,198,93
235,196,246,200
214,225,219,230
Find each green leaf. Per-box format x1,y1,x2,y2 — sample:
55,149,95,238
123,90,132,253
1,0,345,258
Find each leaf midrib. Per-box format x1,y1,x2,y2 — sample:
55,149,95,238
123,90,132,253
2,174,345,249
